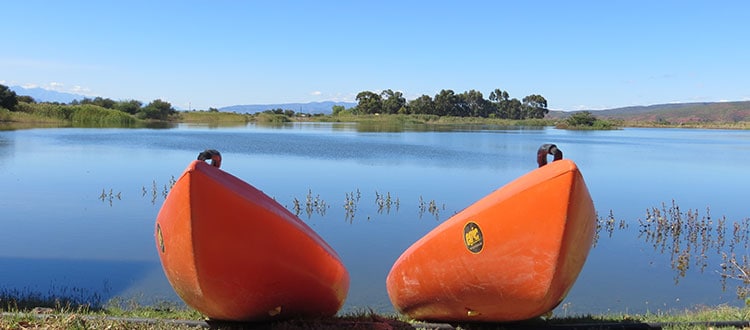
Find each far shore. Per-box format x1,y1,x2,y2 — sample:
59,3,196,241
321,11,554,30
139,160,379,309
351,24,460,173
3,108,750,130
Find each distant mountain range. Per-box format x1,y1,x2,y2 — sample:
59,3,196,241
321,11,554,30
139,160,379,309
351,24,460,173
547,101,750,123
9,85,88,104
9,86,355,114
220,101,357,114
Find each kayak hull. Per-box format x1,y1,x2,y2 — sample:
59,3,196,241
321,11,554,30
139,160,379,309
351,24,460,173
155,160,349,321
386,159,595,322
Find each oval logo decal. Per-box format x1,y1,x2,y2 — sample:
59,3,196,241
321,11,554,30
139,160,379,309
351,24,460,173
463,221,484,253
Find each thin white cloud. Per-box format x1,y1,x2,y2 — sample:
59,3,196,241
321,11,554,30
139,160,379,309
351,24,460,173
310,91,322,96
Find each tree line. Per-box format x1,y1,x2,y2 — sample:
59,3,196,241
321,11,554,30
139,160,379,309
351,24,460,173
337,89,549,119
0,84,177,120
2,83,549,121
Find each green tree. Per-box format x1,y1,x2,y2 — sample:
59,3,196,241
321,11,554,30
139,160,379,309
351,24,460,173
407,95,433,115
434,89,458,116
17,95,35,103
139,99,176,120
77,97,116,109
489,89,510,118
522,94,549,119
506,98,523,120
381,89,406,114
355,91,382,114
114,100,143,115
566,111,597,127
93,97,116,109
0,84,19,110
459,90,493,117
489,89,509,102
332,105,345,116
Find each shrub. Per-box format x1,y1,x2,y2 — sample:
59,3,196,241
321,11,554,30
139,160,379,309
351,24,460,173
255,112,290,123
70,105,137,126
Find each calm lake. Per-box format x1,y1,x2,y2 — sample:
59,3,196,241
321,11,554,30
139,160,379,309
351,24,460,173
1,122,749,316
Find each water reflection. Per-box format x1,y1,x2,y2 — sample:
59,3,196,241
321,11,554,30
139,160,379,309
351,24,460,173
351,121,549,133
248,121,550,133
0,257,172,310
598,201,750,300
0,135,13,168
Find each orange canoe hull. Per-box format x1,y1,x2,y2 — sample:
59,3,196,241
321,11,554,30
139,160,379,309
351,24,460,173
155,160,349,321
386,159,595,322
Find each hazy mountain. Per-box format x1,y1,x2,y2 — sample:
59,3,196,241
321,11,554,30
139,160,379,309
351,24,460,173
547,101,750,122
7,86,355,114
220,101,357,114
9,86,88,104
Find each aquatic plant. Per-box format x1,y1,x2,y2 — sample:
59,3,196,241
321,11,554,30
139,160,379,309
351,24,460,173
137,176,176,205
636,200,750,298
593,210,628,247
375,190,399,215
417,195,443,221
99,188,122,206
343,189,361,223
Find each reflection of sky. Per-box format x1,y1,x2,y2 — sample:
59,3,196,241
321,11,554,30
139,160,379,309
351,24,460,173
0,132,15,169
0,126,749,314
0,257,177,305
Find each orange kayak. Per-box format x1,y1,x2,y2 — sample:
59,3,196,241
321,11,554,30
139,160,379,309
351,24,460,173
386,156,595,322
155,154,349,322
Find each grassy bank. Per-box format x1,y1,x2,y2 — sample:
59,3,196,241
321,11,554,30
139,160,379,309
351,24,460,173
186,111,750,130
2,303,749,329
4,104,750,130
4,284,747,329
178,110,252,124
1,103,142,129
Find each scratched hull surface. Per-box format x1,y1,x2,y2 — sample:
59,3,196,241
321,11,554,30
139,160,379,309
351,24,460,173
155,160,349,321
386,159,595,322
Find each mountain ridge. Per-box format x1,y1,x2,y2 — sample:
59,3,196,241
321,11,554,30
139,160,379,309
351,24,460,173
219,101,357,114
547,101,750,122
9,86,88,104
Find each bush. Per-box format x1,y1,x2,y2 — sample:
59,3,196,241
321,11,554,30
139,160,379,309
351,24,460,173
0,108,11,121
566,111,597,127
0,84,18,110
70,105,137,126
22,102,74,120
556,111,617,130
255,112,290,123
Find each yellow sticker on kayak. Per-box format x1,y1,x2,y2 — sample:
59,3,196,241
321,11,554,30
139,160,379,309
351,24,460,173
464,221,484,253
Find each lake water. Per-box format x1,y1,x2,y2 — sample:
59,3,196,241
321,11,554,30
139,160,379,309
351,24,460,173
1,123,749,316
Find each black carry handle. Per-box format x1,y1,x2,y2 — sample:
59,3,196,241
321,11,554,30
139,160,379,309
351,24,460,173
198,149,222,168
537,144,563,167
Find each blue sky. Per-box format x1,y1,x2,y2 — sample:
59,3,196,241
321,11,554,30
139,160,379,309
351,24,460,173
2,1,748,111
